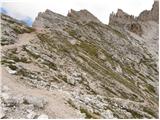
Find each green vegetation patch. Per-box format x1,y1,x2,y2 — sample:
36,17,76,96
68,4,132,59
68,30,77,37
78,41,98,57
145,84,156,94
80,106,99,119
143,107,157,118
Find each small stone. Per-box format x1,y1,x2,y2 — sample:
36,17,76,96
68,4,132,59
115,65,122,73
1,93,10,100
27,111,37,119
0,110,5,119
101,110,115,119
66,76,75,85
23,96,47,108
3,95,23,107
37,114,48,119
4,98,17,107
6,67,17,74
2,86,10,92
68,39,77,45
26,104,35,112
98,52,106,60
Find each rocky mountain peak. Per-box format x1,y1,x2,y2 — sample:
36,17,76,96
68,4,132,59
138,1,159,23
116,9,130,17
109,9,135,27
67,9,101,23
109,1,159,36
109,1,159,27
33,8,101,30
32,9,67,29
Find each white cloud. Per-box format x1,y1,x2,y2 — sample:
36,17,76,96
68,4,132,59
1,0,154,24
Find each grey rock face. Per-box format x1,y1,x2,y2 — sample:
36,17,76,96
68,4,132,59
138,1,159,23
109,9,135,26
109,1,159,35
67,9,101,23
23,96,47,108
1,1,159,119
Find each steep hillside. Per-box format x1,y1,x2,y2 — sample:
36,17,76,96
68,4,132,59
1,1,159,119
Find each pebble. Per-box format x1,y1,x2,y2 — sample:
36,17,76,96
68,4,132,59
37,114,48,119
27,111,37,119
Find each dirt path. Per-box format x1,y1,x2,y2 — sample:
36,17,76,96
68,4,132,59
1,33,82,118
2,33,35,51
1,66,81,118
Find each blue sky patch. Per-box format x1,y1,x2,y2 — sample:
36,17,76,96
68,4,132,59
0,7,8,14
22,17,33,26
0,7,33,26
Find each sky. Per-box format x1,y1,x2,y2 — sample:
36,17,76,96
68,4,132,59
0,0,154,26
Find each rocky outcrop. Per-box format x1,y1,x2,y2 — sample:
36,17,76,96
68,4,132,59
32,9,67,29
109,9,135,26
1,1,159,119
109,9,143,35
138,1,159,23
67,9,101,23
33,9,101,30
109,1,159,35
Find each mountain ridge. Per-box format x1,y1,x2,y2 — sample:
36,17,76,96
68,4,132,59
1,1,159,119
